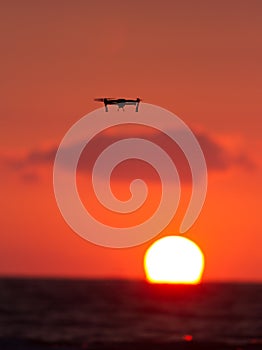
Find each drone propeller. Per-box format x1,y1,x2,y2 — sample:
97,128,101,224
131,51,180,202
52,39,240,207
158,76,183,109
94,97,115,101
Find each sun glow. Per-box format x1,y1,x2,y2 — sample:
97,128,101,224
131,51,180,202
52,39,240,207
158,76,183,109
144,236,204,284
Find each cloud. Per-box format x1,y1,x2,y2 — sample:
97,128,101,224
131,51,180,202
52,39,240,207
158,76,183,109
3,148,56,170
197,133,255,171
1,128,256,184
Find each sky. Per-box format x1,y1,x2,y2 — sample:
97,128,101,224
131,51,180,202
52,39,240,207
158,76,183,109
0,0,261,281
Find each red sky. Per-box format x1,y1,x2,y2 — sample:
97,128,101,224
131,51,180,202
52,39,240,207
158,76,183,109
0,0,261,281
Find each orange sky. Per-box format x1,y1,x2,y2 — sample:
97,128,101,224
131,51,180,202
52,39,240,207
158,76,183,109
0,0,261,281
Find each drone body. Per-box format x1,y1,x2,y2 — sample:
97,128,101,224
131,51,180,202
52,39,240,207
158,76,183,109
94,98,141,112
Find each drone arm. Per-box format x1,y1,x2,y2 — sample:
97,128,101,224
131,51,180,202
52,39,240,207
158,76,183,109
135,100,140,112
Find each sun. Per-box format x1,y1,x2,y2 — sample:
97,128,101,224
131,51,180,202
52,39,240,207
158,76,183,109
144,236,204,284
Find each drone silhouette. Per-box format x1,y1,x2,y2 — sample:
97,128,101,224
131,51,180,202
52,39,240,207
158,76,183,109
94,97,141,112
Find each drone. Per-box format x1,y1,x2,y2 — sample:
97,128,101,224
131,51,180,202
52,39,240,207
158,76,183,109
94,97,141,112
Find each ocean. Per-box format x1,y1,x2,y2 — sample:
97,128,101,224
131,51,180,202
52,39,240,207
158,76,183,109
0,278,261,350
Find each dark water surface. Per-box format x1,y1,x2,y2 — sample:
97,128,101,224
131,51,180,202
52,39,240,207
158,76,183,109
0,278,261,349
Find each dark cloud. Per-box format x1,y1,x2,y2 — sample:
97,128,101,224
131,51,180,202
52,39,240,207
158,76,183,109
4,148,57,170
1,129,255,184
197,133,255,171
20,171,40,184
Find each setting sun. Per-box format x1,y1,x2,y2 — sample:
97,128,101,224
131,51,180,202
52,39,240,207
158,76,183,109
144,236,205,284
